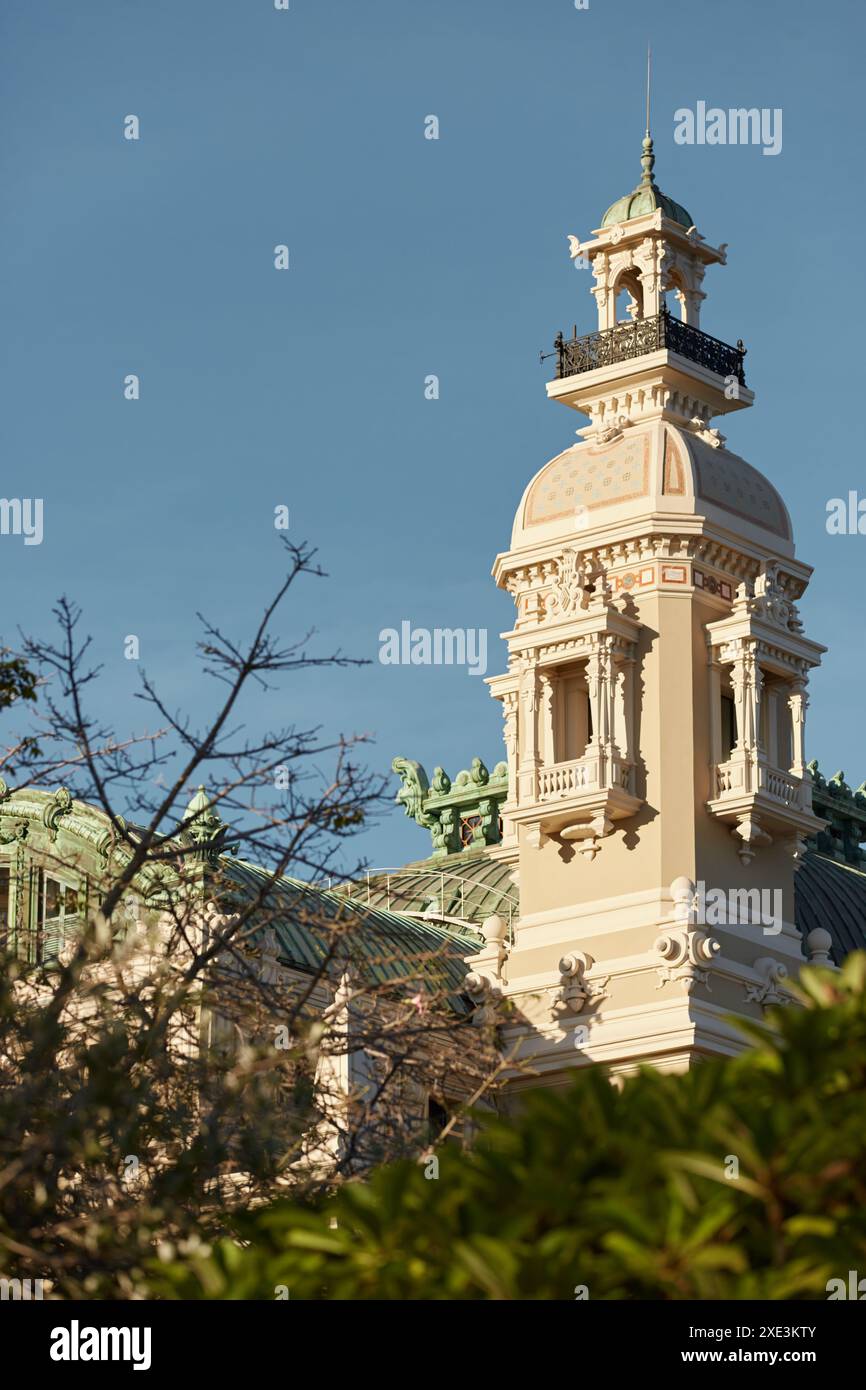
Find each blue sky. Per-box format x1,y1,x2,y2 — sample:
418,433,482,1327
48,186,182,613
1,0,864,872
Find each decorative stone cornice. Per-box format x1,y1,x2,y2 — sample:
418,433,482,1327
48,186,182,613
495,533,811,621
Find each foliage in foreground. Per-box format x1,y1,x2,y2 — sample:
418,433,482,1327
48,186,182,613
148,955,866,1300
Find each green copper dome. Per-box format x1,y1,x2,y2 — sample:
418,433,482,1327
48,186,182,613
601,133,693,230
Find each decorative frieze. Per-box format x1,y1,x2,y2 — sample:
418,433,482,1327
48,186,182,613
497,535,798,641
694,569,733,601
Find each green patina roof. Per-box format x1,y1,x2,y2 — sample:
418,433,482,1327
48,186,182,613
794,854,866,964
795,763,866,963
601,132,693,230
221,858,478,1009
345,849,517,935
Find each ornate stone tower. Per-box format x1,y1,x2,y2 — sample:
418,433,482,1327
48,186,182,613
480,134,828,1084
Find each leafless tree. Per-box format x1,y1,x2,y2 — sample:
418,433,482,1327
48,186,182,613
0,539,501,1299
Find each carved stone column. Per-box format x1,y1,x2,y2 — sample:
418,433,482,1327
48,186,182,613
725,639,763,794
683,264,706,328
765,685,779,767
587,634,624,793
518,664,542,803
741,646,761,753
586,637,614,751
788,681,807,778
633,237,671,319
788,680,808,808
592,252,611,330
612,651,634,761
707,647,723,770
683,287,706,328
751,656,765,779
539,670,556,766
501,689,519,807
729,641,762,770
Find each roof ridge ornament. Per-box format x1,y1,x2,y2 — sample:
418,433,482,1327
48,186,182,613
392,755,509,857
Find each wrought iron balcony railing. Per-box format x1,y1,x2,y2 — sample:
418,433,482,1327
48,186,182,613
542,306,747,386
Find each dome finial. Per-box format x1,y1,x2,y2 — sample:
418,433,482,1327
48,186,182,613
641,43,655,187
640,131,656,187
600,47,693,230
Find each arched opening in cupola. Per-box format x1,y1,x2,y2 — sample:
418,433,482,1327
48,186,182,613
613,267,645,324
662,265,689,322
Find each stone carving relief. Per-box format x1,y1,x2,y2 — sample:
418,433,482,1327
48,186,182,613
549,547,594,617
733,563,804,635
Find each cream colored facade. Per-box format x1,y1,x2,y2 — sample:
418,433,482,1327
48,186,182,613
471,148,833,1085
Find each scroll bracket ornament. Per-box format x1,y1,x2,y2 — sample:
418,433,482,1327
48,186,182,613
465,915,509,1026
464,970,504,1027
744,956,791,1007
655,877,720,991
732,813,772,867
43,787,73,841
551,951,610,1019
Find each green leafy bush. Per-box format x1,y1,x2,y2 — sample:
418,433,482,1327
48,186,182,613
147,955,866,1300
